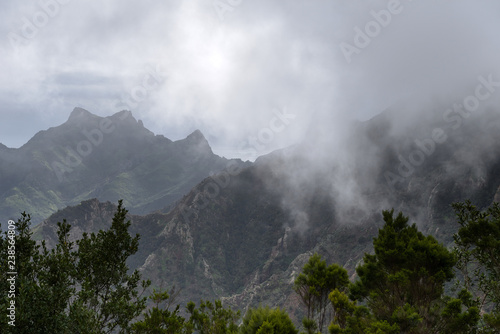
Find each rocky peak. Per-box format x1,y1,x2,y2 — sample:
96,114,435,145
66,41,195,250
110,110,137,123
67,107,96,123
183,129,213,154
186,129,204,141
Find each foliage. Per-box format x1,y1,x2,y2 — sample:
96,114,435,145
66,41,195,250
72,200,151,332
131,287,187,333
186,299,240,334
0,201,150,333
301,317,318,334
345,209,478,333
4,200,499,333
240,306,298,334
453,200,500,332
0,212,74,333
328,289,399,334
294,253,349,332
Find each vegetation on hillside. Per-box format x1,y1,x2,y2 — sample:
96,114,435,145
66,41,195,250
1,201,499,333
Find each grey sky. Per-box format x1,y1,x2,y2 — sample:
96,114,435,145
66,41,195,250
1,0,499,160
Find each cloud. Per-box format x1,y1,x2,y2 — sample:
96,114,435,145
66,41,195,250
0,0,499,162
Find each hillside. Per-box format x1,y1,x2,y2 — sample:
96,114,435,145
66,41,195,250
33,106,500,322
0,108,248,226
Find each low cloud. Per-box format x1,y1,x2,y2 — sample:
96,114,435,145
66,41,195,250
1,0,499,227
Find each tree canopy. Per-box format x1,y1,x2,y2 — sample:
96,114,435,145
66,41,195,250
453,200,500,332
294,253,349,333
0,201,150,333
240,306,298,334
2,200,499,333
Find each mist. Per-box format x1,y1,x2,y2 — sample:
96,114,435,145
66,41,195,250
1,0,500,228
246,0,500,229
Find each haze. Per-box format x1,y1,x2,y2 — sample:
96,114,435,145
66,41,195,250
0,0,499,161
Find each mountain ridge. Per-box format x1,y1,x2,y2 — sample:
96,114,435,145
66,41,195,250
14,104,500,325
0,107,248,226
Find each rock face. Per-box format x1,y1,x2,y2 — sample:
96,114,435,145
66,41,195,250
34,107,500,323
0,108,248,226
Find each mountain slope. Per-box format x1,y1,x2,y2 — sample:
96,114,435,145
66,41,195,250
0,107,248,226
141,106,500,319
33,107,500,323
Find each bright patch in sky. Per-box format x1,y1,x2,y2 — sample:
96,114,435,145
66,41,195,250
0,0,498,160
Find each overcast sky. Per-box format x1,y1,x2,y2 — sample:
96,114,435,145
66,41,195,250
1,0,499,160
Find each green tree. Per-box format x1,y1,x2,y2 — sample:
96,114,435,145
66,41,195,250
132,287,187,333
240,306,298,334
0,201,151,333
348,209,478,333
186,299,240,334
0,213,76,332
453,200,500,332
294,253,349,333
70,200,150,332
328,288,399,334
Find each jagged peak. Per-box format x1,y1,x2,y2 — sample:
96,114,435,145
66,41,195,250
67,107,96,122
180,129,213,154
67,108,140,125
63,108,147,135
186,129,206,142
110,110,137,123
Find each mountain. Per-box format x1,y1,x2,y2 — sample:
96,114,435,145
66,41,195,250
0,107,248,226
33,106,500,323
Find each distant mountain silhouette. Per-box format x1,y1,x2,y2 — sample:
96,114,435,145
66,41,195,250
0,107,248,226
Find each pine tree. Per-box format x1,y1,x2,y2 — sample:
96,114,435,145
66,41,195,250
0,201,151,333
294,253,349,333
348,209,478,333
240,306,298,334
131,287,187,333
186,299,240,334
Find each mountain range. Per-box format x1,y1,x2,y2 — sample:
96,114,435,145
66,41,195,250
24,105,500,322
0,107,248,227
